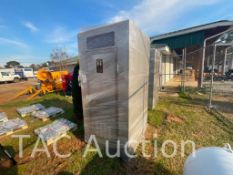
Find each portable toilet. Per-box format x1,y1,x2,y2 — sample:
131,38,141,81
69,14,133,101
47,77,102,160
78,20,150,158
148,48,161,109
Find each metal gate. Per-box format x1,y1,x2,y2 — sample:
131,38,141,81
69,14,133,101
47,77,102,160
159,48,199,92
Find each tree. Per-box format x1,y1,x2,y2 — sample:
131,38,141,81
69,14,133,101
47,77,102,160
40,62,49,68
50,48,69,71
50,48,69,62
5,61,21,68
28,61,56,70
29,64,41,71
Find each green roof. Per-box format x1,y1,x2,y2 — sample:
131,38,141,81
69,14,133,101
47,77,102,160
63,56,78,65
151,31,205,49
151,20,233,49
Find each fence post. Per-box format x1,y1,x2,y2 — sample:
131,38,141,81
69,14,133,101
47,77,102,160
181,48,186,92
209,44,217,108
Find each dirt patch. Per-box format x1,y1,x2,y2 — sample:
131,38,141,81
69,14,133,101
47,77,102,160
211,95,233,122
0,159,14,169
161,74,198,92
144,124,158,140
166,114,184,124
0,79,38,105
125,156,156,175
159,92,179,97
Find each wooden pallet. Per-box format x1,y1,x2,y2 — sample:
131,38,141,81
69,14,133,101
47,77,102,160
45,132,67,145
17,113,29,118
0,119,8,123
38,111,64,122
40,126,77,145
0,125,28,138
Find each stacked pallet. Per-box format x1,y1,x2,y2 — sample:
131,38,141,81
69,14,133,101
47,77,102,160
1,106,75,146
34,118,77,145
0,118,28,137
16,104,45,117
31,107,64,121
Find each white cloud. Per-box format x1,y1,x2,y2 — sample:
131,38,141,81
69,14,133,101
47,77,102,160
44,26,78,55
109,0,218,34
0,54,43,67
45,26,77,44
0,51,50,66
0,55,38,66
64,42,78,55
22,21,38,32
0,37,28,48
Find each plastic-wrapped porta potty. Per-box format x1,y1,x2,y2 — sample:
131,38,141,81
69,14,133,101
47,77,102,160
31,107,64,121
0,112,8,122
148,48,161,109
34,118,77,145
78,20,150,159
17,104,45,117
183,145,233,175
0,118,28,136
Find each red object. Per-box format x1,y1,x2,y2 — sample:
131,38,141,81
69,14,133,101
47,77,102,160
62,73,73,93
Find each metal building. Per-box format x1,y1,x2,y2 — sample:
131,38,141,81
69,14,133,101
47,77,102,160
151,20,233,90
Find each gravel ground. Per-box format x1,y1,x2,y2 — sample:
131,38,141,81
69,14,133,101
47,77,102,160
0,79,38,105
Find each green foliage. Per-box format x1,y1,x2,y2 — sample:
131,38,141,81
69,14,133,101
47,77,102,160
178,92,192,99
5,61,21,68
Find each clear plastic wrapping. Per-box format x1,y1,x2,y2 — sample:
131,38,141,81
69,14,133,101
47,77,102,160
148,49,161,109
17,104,45,117
0,112,8,122
31,107,64,120
0,118,27,135
34,118,77,143
78,20,150,156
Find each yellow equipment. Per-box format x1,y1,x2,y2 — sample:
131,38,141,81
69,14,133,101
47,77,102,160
14,69,68,100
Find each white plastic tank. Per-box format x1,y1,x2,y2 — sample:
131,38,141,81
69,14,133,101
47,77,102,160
183,145,233,175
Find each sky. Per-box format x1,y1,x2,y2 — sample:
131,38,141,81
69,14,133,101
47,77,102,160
0,0,233,66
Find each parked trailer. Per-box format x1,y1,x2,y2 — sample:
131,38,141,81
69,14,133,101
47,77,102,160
15,68,34,79
0,68,21,83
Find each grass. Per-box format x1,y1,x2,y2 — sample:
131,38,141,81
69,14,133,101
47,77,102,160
0,94,122,175
146,94,233,174
148,110,166,127
0,92,233,175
